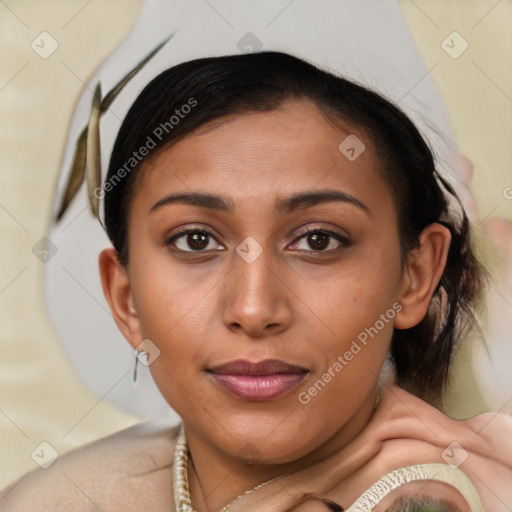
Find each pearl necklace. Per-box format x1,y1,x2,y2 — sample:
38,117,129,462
172,431,284,512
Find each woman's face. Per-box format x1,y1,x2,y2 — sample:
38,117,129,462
122,101,407,463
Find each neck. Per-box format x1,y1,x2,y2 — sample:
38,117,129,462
184,388,379,512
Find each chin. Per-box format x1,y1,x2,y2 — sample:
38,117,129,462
219,424,321,466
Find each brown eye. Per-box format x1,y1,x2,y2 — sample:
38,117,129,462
185,232,209,250
290,229,351,253
166,229,224,252
307,232,330,250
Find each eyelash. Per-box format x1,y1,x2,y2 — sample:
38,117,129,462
165,226,352,254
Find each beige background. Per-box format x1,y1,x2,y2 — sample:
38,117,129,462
1,0,511,490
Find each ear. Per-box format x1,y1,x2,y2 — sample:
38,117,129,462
394,223,451,330
98,248,141,350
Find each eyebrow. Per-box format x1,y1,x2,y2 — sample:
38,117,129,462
150,189,371,217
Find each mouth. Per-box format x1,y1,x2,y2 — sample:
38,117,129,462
206,359,309,402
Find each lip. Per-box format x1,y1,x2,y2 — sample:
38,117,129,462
207,359,308,401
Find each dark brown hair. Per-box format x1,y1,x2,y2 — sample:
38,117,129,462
104,51,486,407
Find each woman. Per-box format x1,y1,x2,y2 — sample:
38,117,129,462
1,51,511,511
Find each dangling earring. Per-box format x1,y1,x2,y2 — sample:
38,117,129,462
133,350,144,385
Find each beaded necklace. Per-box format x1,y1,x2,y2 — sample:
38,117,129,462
172,431,284,512
172,393,380,512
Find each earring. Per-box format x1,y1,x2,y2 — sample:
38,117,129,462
133,350,144,384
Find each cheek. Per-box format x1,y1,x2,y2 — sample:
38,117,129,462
297,246,402,382
129,264,208,412
129,234,204,330
296,282,396,425
128,247,222,383
132,270,208,354
304,249,402,334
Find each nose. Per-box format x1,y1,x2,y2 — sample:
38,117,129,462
222,242,292,338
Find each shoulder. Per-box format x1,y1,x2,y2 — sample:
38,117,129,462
0,418,180,512
368,384,512,511
376,382,512,454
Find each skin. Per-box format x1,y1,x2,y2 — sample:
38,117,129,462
99,100,451,512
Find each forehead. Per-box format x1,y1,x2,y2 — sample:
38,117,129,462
131,101,392,216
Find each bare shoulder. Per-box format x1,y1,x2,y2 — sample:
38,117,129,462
0,417,179,512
